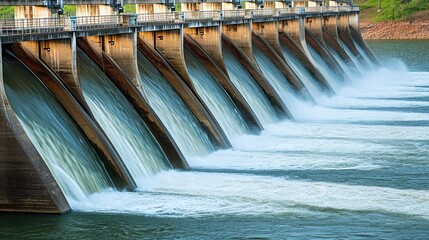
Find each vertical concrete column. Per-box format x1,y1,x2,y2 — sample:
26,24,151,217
264,1,275,9
37,36,84,103
348,13,379,64
184,26,227,73
279,18,305,48
76,5,113,16
222,2,236,10
20,37,84,105
136,4,169,14
253,21,283,59
222,23,257,65
201,2,222,11
293,1,307,7
140,29,194,87
244,2,258,9
305,16,324,43
14,6,52,28
328,1,339,6
14,6,52,19
349,12,359,31
337,14,363,60
181,3,201,11
102,32,141,90
279,18,334,93
0,40,70,214
308,0,322,7
323,15,339,41
275,1,290,8
322,16,358,69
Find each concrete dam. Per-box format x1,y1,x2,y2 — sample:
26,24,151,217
0,0,377,213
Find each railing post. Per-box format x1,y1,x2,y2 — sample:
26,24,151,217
70,16,76,31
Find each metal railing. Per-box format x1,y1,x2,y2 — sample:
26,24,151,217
0,17,66,36
0,6,359,37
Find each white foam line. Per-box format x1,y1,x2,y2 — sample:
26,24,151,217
291,105,429,122
188,149,381,171
319,96,429,109
71,171,429,219
264,121,429,141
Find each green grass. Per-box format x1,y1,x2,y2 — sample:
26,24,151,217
357,0,429,21
0,6,14,17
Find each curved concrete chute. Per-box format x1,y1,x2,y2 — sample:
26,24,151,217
278,32,333,94
322,27,361,76
223,33,292,120
185,34,263,133
253,31,311,99
137,38,231,150
0,51,70,213
337,16,371,68
349,26,379,65
77,38,189,170
8,43,136,191
305,29,350,83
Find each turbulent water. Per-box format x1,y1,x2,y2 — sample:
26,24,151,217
1,41,429,239
307,44,344,91
222,47,278,125
137,51,214,157
2,53,114,202
280,42,325,101
78,50,171,184
253,44,307,116
184,48,249,141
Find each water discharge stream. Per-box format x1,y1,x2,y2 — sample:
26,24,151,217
2,39,428,239
185,48,249,142
137,51,214,157
3,53,114,202
78,50,171,185
222,47,278,125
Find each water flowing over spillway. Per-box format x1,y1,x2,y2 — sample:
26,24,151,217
78,50,171,184
341,39,368,74
137,51,214,157
280,42,325,101
72,58,429,225
253,44,305,116
325,43,358,80
2,34,429,238
353,39,375,67
184,48,249,141
307,44,344,91
3,53,114,202
222,47,278,125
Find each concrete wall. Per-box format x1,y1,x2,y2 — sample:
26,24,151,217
222,23,257,65
252,21,283,60
184,26,226,73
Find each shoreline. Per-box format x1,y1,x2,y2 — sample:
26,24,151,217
360,20,429,40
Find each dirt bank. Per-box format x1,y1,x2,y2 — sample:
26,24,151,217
360,20,429,40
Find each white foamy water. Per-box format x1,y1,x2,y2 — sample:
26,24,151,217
72,171,429,219
71,56,429,220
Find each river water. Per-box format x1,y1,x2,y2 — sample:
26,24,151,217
1,40,429,239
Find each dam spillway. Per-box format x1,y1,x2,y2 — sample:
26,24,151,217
0,0,379,213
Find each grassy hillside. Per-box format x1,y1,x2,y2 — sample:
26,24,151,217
356,0,429,21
